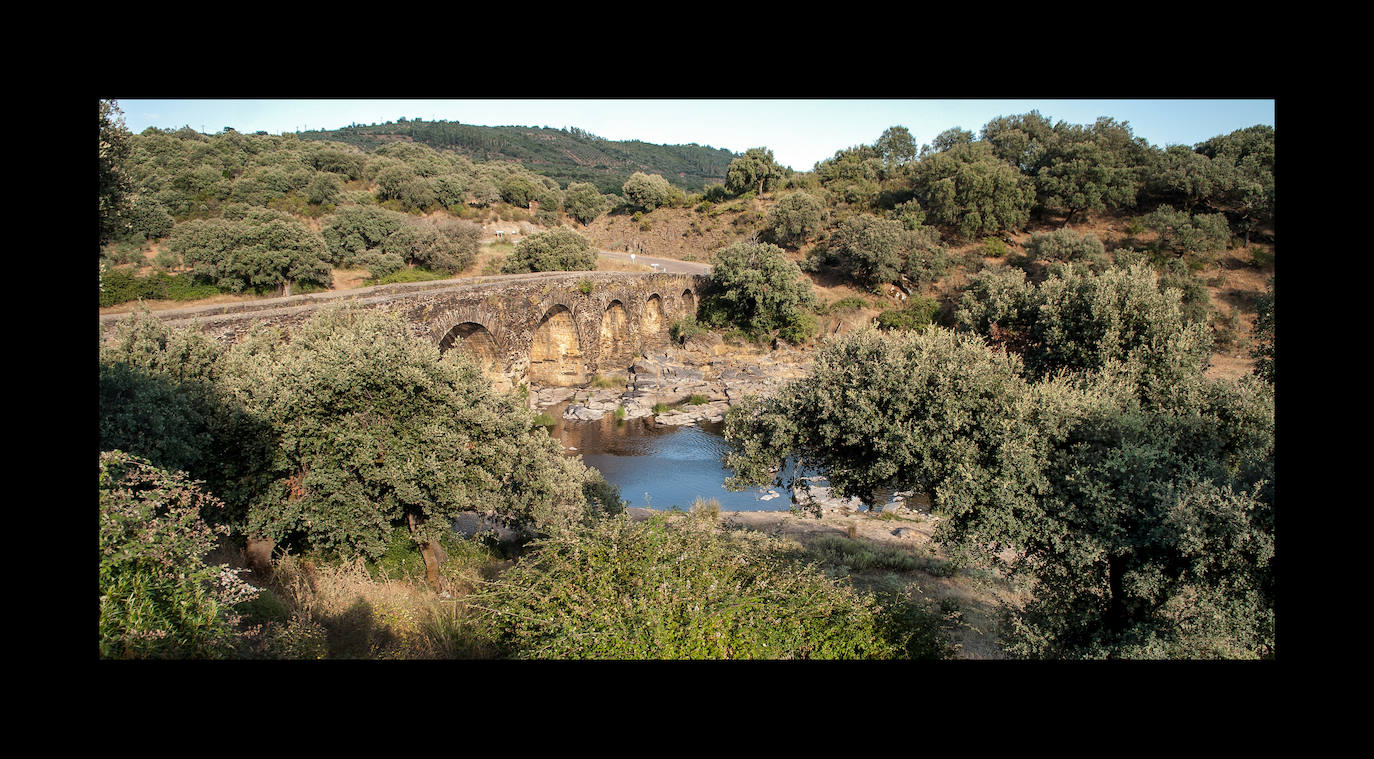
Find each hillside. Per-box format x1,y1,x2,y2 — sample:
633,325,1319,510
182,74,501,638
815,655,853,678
298,119,736,194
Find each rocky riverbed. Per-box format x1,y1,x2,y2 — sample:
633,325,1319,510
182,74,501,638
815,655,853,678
529,335,815,428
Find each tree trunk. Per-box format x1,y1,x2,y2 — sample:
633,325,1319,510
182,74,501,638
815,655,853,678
283,280,293,298
1061,208,1077,228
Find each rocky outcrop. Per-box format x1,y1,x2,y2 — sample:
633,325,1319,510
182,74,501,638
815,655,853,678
533,341,814,427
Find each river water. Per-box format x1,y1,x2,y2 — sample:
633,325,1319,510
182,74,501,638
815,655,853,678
542,402,793,511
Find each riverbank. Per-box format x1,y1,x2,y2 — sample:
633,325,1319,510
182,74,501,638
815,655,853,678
624,503,1022,660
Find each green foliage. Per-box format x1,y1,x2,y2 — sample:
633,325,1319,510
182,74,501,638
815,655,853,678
956,263,1212,384
564,181,611,224
980,237,1008,258
99,268,224,307
1023,228,1107,268
380,218,480,274
724,328,1036,510
1144,206,1231,255
321,205,407,265
698,240,819,343
99,451,260,658
766,191,827,249
1250,279,1274,384
909,142,1036,239
725,147,785,196
99,312,275,528
1032,118,1147,223
475,513,914,659
500,227,597,274
216,307,601,559
807,535,921,572
368,267,452,285
622,171,674,211
874,296,939,331
166,207,331,293
823,214,908,287
669,316,706,345
723,322,1275,658
100,100,133,248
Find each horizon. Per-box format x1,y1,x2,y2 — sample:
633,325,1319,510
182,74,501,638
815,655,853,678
111,98,1276,172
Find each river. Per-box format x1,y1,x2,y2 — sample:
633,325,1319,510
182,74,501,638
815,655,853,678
542,401,793,511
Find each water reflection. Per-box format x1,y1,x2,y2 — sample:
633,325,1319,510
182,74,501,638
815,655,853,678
543,402,790,511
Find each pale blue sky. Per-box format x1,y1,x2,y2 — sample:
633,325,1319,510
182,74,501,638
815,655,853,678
113,98,1275,172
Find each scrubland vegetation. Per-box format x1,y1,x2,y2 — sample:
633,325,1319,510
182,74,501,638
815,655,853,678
99,100,1275,659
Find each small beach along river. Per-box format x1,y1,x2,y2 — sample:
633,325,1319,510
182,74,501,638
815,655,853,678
542,402,792,511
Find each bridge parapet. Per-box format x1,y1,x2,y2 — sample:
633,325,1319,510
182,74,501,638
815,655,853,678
99,270,708,388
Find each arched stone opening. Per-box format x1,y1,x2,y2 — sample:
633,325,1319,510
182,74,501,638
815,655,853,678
641,294,666,351
681,289,697,320
439,322,502,375
529,305,587,386
600,300,632,368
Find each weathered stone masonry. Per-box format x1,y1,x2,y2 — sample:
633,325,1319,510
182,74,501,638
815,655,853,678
99,271,706,388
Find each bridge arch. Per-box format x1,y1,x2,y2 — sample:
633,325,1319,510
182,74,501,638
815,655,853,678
680,289,697,319
439,322,503,375
600,299,632,368
529,304,588,386
640,293,667,352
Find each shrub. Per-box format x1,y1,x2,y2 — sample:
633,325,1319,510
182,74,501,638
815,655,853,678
874,296,940,331
99,451,260,659
475,513,909,659
981,237,1007,258
623,172,674,211
501,228,597,274
1024,228,1106,265
699,240,819,344
765,191,826,248
806,535,921,572
669,316,706,345
1144,206,1232,255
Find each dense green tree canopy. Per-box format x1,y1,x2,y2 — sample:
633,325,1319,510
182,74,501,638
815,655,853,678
165,206,332,293
909,142,1035,239
563,181,610,225
725,148,785,196
100,100,133,248
621,171,674,211
722,321,1274,658
765,191,827,249
698,240,818,344
823,214,909,288
956,263,1212,384
216,307,601,564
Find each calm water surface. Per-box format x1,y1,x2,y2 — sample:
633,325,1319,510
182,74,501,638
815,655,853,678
543,402,792,511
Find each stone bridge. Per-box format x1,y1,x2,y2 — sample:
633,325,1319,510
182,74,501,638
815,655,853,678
99,271,707,389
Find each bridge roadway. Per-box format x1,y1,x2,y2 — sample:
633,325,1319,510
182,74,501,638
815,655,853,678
99,267,709,389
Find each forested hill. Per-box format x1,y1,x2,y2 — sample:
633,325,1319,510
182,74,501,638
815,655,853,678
297,119,737,195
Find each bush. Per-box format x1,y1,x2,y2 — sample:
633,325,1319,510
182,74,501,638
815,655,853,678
699,240,819,343
1144,206,1232,255
1023,228,1106,266
807,535,920,572
475,513,910,659
99,451,260,659
501,228,597,274
669,316,706,345
765,192,826,248
623,172,674,211
874,296,940,331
